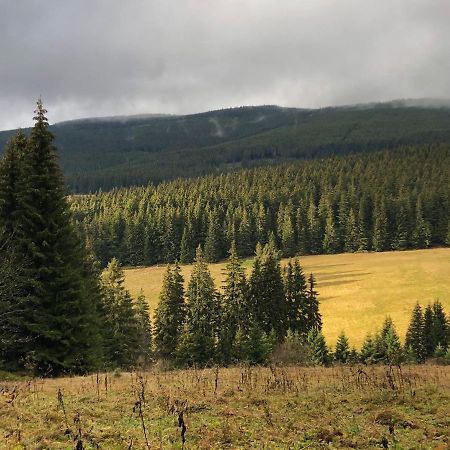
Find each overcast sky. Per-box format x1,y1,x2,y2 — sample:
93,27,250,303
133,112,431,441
1,0,449,130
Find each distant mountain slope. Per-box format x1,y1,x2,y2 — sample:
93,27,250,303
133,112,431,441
1,101,450,192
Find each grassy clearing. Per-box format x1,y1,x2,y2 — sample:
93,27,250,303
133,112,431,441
124,248,450,348
0,364,448,449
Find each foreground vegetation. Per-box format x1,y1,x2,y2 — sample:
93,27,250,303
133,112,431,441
124,248,450,347
0,364,448,449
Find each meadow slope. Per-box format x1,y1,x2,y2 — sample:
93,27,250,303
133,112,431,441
124,248,450,348
1,365,449,448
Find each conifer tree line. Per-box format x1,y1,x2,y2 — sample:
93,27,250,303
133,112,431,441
153,242,450,367
354,301,450,365
154,242,322,366
70,145,450,267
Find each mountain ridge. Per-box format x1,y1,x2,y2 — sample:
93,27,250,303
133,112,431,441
1,99,450,192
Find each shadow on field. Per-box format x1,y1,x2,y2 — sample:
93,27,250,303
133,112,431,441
318,278,362,288
316,271,371,281
309,263,350,270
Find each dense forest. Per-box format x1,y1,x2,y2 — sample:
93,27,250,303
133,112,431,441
2,103,450,191
71,145,450,267
0,103,449,376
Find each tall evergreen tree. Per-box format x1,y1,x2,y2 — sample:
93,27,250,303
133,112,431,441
322,208,338,254
134,290,153,367
307,200,321,254
100,257,139,368
405,302,426,362
356,196,370,251
177,247,219,365
236,209,253,257
0,101,102,374
179,222,195,263
306,273,322,332
0,132,27,239
154,263,185,359
392,201,410,250
295,206,308,255
423,304,435,357
284,259,308,335
280,209,296,257
204,211,222,263
0,242,27,367
372,198,388,251
412,197,432,248
431,300,448,351
248,243,286,339
218,242,247,364
344,208,359,252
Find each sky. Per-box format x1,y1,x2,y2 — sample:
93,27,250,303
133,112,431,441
1,0,449,130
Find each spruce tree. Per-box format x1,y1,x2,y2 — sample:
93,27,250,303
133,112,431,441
0,101,102,375
431,300,448,350
284,259,308,336
307,200,321,254
405,303,426,362
369,317,402,364
385,324,403,365
357,196,370,251
177,246,219,366
423,304,435,357
445,220,450,246
248,243,286,339
204,211,222,263
322,209,337,254
154,263,185,359
218,242,247,364
231,323,273,365
280,209,296,258
100,258,139,368
392,202,409,250
0,242,26,367
255,204,268,245
0,135,28,366
236,209,253,257
412,197,431,248
360,334,376,364
372,198,388,252
307,329,330,366
180,222,195,263
162,216,178,263
334,331,350,363
134,290,153,367
306,273,322,332
295,207,307,255
0,132,27,239
344,208,359,252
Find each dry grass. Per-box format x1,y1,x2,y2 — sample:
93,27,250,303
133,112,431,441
0,364,448,449
124,248,450,348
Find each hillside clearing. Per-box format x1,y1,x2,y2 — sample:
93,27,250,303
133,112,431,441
124,248,450,348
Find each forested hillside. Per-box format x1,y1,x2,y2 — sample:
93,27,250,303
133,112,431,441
71,145,450,267
2,103,450,191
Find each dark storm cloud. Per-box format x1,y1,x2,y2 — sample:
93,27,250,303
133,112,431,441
1,0,449,129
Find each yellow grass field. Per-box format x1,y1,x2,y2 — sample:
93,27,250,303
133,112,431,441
124,248,450,348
